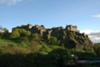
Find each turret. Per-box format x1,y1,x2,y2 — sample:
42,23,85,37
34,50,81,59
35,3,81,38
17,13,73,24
66,25,78,32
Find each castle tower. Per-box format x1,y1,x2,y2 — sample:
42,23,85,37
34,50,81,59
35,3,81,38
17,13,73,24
66,25,78,32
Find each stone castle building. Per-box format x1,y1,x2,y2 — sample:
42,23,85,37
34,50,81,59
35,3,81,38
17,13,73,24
12,24,92,48
66,25,78,32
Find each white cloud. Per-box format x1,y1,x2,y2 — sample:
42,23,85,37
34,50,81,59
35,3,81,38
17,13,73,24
88,33,100,43
80,29,93,34
0,0,23,5
92,14,100,18
80,29,100,43
80,29,99,34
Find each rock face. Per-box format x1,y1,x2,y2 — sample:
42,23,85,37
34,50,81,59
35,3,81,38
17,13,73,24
12,24,93,48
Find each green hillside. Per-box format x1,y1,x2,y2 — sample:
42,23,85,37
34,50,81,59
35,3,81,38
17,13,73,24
0,24,99,67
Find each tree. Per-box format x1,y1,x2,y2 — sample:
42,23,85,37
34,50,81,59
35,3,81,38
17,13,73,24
49,36,58,45
11,29,20,38
93,45,100,56
48,48,71,67
10,28,31,43
11,29,31,38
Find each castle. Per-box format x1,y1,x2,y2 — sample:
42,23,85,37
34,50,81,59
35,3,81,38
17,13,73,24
12,24,92,48
66,25,78,32
12,24,79,37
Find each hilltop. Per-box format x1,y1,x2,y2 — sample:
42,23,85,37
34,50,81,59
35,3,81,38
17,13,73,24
0,24,92,49
0,24,100,67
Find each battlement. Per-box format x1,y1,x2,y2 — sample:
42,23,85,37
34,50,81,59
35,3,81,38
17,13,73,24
66,25,78,32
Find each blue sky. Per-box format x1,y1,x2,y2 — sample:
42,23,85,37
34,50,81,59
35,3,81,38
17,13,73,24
0,0,100,33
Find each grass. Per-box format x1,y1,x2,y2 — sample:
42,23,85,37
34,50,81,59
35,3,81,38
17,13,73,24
0,39,17,47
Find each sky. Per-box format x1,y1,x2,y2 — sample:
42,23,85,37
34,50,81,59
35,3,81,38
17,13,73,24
0,0,100,34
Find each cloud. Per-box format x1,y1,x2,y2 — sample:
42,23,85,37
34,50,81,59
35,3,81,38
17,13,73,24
88,32,100,43
80,29,100,43
0,0,23,5
92,14,100,18
80,29,99,34
80,29,93,34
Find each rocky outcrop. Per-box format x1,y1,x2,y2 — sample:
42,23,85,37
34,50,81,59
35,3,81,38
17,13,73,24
12,24,93,48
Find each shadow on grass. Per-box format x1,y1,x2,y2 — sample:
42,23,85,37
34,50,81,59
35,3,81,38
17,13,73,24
0,52,99,67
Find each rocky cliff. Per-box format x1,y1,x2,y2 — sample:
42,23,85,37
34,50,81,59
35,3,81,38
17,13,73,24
12,24,93,48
